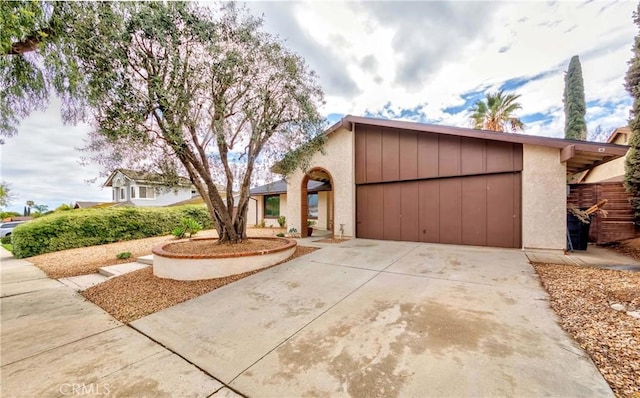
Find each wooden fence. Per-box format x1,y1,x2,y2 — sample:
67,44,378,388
567,182,637,244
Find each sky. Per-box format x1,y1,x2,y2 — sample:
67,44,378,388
0,0,637,214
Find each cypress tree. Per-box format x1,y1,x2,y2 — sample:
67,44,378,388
563,55,587,140
624,4,640,222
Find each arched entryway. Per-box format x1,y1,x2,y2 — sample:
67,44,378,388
301,168,334,238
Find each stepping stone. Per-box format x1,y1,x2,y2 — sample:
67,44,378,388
136,255,154,265
99,262,150,278
59,274,109,291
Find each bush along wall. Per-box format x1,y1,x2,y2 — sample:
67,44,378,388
11,205,213,259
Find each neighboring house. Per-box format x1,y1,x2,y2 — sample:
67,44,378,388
249,179,331,228
579,127,630,183
104,169,196,207
272,115,627,251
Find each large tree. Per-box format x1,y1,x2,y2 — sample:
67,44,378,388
624,4,640,222
1,1,96,137
2,2,325,243
469,90,524,132
563,55,587,140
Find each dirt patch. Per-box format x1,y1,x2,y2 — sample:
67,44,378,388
314,238,351,244
162,238,284,256
607,237,640,263
82,246,318,323
533,263,640,398
29,235,174,279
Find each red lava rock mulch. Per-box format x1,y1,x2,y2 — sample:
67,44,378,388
533,262,640,398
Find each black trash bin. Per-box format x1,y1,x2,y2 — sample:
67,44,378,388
567,212,591,250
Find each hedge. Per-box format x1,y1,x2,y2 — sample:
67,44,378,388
11,205,213,259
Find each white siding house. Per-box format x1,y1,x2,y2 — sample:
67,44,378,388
104,169,195,207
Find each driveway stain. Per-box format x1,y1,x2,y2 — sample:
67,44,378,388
271,299,532,397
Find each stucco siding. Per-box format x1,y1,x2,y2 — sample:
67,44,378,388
253,193,286,227
286,127,355,237
583,156,625,183
522,144,566,250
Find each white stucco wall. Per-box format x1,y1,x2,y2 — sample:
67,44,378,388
316,191,330,230
583,156,626,183
286,127,355,237
254,193,287,227
522,144,567,250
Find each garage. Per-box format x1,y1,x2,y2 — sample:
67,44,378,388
355,124,523,248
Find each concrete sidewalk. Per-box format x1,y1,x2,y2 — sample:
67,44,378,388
0,248,233,398
132,240,614,397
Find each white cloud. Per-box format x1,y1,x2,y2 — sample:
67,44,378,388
2,0,637,209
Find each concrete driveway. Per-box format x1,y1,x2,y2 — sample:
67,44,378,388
132,239,612,397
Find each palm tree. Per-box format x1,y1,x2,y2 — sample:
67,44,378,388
469,90,525,133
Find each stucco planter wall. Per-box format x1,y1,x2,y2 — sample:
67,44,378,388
152,237,297,281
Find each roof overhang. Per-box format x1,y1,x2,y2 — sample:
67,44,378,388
341,116,628,175
272,115,629,177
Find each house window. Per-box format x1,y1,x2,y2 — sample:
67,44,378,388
139,186,155,199
131,187,136,199
264,195,280,218
112,190,115,201
308,193,318,219
120,188,125,200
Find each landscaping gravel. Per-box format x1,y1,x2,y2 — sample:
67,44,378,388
29,235,174,279
82,246,318,323
164,238,284,255
28,228,289,279
533,263,640,398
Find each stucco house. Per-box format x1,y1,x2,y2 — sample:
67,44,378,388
272,115,627,251
249,179,332,229
104,169,197,207
578,127,630,183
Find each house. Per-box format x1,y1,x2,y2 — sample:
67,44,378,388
567,127,637,244
579,127,630,183
272,115,627,250
249,179,331,228
104,169,197,207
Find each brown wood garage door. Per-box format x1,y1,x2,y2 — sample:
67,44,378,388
354,124,522,248
356,173,521,247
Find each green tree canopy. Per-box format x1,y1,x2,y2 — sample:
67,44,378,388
0,1,97,137
0,182,13,208
469,90,524,133
563,55,587,140
624,4,640,222
2,2,326,243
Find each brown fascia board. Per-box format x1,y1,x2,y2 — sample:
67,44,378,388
341,115,628,158
605,126,631,143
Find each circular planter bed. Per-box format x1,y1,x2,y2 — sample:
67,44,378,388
152,237,297,281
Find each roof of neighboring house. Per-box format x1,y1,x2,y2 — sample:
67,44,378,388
250,179,331,195
167,197,206,207
320,115,629,175
606,126,632,143
103,169,194,188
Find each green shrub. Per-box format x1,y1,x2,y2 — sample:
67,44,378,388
172,227,186,239
1,235,11,244
11,205,213,259
277,215,286,228
116,251,132,260
276,232,285,237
